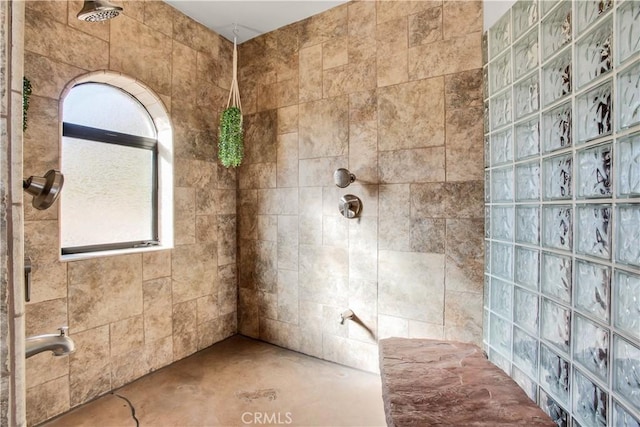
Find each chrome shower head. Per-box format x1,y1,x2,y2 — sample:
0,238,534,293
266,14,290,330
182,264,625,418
23,170,64,210
77,0,123,22
334,168,356,188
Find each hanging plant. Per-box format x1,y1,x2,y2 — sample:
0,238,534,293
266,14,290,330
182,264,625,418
218,28,244,168
23,77,32,132
219,106,244,167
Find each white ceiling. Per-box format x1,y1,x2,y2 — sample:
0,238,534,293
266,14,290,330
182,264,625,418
164,0,349,44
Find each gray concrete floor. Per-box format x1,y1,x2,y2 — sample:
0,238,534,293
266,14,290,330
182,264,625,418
42,336,386,426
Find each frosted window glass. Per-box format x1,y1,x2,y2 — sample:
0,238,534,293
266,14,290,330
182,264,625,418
63,83,156,138
61,137,154,248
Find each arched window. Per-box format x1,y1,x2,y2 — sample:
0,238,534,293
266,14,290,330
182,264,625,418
60,77,173,257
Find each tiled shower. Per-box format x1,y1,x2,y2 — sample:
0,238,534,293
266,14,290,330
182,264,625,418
483,0,639,426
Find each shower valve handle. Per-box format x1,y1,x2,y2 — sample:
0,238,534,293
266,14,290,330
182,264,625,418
338,194,362,219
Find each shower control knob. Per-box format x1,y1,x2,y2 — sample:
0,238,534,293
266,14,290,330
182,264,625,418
339,194,362,219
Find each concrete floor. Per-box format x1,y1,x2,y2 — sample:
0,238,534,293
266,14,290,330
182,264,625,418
42,336,386,427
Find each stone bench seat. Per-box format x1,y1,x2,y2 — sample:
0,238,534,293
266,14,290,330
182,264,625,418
379,338,556,427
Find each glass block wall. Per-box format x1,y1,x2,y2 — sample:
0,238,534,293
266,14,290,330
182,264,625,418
483,1,640,426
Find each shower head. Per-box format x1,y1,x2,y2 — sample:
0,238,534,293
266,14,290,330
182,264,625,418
334,168,356,188
23,170,64,210
77,0,123,22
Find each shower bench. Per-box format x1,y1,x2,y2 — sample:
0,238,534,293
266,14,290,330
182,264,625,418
378,338,555,426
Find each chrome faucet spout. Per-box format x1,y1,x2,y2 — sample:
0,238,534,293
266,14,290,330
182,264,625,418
26,327,76,358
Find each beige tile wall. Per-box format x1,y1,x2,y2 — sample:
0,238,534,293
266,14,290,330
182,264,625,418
237,0,485,372
22,1,236,424
2,1,28,425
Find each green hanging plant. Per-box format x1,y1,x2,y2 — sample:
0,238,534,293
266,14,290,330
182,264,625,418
23,77,32,132
218,106,244,168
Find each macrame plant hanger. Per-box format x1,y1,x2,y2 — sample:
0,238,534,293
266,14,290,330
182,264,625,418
227,25,242,119
218,24,244,168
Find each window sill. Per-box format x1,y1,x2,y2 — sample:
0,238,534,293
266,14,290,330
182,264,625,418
59,243,173,262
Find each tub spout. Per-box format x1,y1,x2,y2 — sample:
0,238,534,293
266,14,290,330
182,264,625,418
340,309,354,325
26,327,75,358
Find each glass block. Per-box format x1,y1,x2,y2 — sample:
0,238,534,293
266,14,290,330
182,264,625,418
573,314,609,382
617,0,640,66
492,242,513,281
514,29,539,79
576,204,611,259
613,269,640,341
485,206,490,238
482,32,488,66
540,343,571,405
491,278,513,319
484,275,490,309
485,240,491,273
542,205,572,251
514,286,539,333
515,117,540,160
515,161,540,201
543,153,572,200
491,166,514,202
542,48,572,106
516,206,540,245
492,206,514,242
575,260,610,324
514,73,539,120
576,0,613,35
489,346,511,375
576,17,613,88
539,388,570,427
490,312,512,356
576,79,612,144
512,365,537,402
541,252,572,304
573,369,608,427
483,66,489,100
516,247,540,289
491,128,513,166
618,60,640,130
617,132,640,197
484,100,490,134
484,170,490,202
541,0,561,16
484,134,490,167
490,11,511,59
613,400,640,427
541,298,571,353
513,1,538,39
577,142,612,198
490,89,513,130
613,335,640,412
482,308,489,344
483,309,490,343
541,1,572,61
513,326,538,378
542,101,572,153
616,204,640,268
514,73,540,120
490,51,512,95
